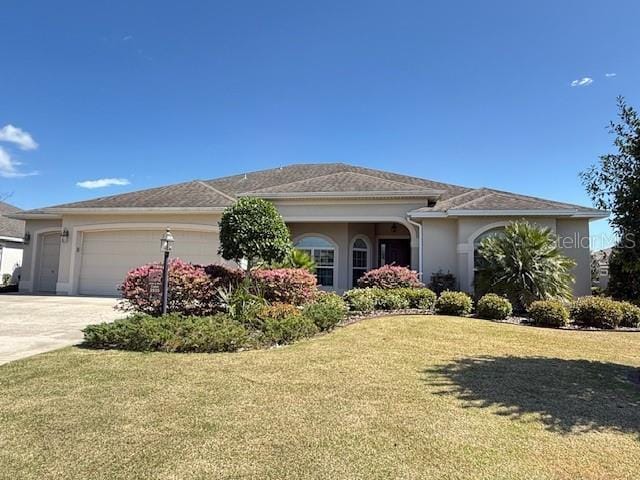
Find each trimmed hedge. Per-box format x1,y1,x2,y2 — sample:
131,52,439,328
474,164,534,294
356,265,422,289
303,292,348,331
396,288,437,310
477,294,513,320
570,297,624,329
119,260,243,316
435,291,473,316
619,301,640,328
343,287,436,313
262,314,318,345
343,288,376,313
252,268,318,306
528,300,569,327
83,314,249,352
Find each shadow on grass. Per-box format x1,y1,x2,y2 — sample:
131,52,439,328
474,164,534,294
425,356,640,435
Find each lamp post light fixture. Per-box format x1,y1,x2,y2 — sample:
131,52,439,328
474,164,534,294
160,228,175,315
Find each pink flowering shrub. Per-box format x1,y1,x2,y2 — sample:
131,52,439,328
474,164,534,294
356,265,423,289
119,260,243,316
251,268,318,305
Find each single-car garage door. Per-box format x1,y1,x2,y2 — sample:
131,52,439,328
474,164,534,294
78,229,221,296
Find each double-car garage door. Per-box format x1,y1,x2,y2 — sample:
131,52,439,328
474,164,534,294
78,229,221,296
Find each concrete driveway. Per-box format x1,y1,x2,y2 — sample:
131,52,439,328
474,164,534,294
0,295,122,365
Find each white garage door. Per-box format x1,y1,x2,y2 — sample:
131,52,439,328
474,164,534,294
78,229,221,296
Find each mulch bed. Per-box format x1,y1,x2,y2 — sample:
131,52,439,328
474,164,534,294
340,310,640,332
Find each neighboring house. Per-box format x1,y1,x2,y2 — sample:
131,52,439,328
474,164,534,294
591,248,612,290
9,163,607,297
0,201,25,285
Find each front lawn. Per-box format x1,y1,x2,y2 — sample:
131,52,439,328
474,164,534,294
1,315,638,480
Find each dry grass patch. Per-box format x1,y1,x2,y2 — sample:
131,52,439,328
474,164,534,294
0,315,638,480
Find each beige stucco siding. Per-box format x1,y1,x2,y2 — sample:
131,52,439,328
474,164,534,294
19,219,63,290
556,218,591,296
19,207,595,298
421,219,458,287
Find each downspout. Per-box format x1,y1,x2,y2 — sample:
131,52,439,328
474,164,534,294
406,216,423,280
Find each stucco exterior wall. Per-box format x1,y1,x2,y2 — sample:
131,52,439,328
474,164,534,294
421,219,458,287
556,218,591,296
19,218,63,290
20,208,594,298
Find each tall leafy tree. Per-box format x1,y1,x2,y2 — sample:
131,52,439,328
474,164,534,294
581,96,640,299
475,221,576,311
218,197,291,270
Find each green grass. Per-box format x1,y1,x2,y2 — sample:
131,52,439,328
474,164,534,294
1,315,639,480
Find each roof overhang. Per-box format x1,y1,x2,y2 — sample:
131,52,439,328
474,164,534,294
239,190,444,200
408,209,610,219
9,207,226,219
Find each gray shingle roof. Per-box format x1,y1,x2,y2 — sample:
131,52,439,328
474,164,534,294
0,202,25,238
13,162,604,217
42,181,235,209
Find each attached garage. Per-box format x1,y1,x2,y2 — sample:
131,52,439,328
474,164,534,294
77,228,221,296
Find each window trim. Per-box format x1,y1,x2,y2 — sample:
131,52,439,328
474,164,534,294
293,233,338,289
349,234,372,288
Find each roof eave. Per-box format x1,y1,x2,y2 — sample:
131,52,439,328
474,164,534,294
408,209,610,219
10,207,226,218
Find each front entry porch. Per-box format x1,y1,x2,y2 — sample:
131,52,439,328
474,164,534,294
286,221,417,292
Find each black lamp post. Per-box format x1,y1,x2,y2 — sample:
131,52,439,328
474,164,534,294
160,228,175,315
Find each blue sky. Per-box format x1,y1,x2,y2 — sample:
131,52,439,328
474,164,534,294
2,1,638,247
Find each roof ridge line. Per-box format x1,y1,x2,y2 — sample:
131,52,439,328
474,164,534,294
242,170,440,194
195,180,237,202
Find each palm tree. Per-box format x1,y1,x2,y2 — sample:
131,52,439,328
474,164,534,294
270,248,316,273
475,221,576,311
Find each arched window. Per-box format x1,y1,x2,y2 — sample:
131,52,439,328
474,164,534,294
351,237,369,287
473,227,505,271
295,236,336,287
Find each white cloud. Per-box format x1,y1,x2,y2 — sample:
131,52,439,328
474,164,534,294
570,77,593,87
605,73,617,77
76,178,131,189
0,124,38,150
122,35,133,41
0,146,37,178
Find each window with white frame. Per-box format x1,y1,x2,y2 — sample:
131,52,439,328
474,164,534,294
295,236,336,287
473,227,506,271
352,238,369,287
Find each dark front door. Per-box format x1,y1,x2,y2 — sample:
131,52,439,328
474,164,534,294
378,239,410,267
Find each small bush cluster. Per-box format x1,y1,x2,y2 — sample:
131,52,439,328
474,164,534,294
83,314,249,353
356,265,422,289
619,301,640,327
303,292,348,331
527,300,569,327
119,260,243,316
476,294,512,320
569,297,624,329
435,291,474,316
343,287,436,313
251,268,317,305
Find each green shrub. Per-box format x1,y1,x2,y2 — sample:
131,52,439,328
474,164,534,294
343,288,376,313
476,294,513,320
263,314,318,345
375,290,411,310
435,291,473,316
396,288,437,310
303,292,347,331
83,314,249,352
569,297,624,329
618,301,640,328
527,300,569,327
